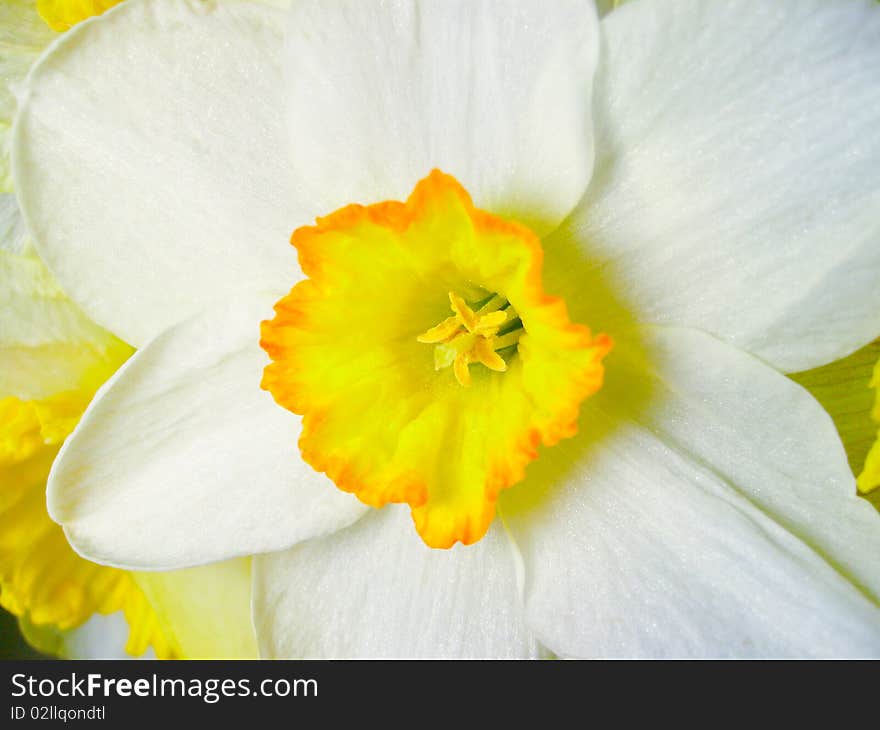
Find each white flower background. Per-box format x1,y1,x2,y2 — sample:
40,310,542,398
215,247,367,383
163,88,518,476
3,0,880,657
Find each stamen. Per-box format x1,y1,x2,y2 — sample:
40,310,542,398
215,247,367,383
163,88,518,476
492,329,522,352
453,353,472,387
416,291,523,386
417,316,461,344
474,338,507,372
448,292,479,332
472,310,507,336
476,294,508,315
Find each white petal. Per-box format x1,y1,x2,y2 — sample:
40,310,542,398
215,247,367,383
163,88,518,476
503,326,880,658
283,0,599,235
13,0,302,347
133,559,258,659
550,0,880,372
254,506,540,658
48,291,367,570
0,125,10,192
0,0,55,191
0,2,55,115
0,193,28,254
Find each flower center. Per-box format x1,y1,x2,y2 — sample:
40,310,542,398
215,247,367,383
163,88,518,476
261,170,612,548
417,292,522,386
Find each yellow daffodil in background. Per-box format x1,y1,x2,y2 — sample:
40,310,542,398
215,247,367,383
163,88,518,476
1,0,257,658
36,0,123,32
0,200,173,657
861,363,880,496
794,341,880,511
853,345,880,498
8,0,880,658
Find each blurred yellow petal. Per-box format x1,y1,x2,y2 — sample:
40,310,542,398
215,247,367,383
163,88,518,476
0,394,175,657
37,0,123,32
857,355,880,496
0,249,131,400
133,560,258,659
16,613,65,656
791,339,880,507
0,241,177,657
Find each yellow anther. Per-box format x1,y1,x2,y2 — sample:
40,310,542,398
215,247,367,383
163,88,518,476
417,316,461,344
474,337,508,373
448,292,479,332
472,310,507,336
453,353,472,387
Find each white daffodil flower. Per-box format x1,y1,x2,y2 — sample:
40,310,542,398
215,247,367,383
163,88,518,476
12,0,880,658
